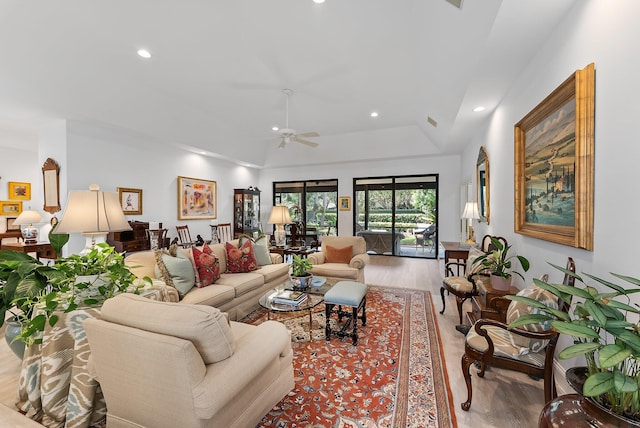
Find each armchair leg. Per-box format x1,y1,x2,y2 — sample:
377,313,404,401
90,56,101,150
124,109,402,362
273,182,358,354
461,353,474,411
439,286,446,315
455,296,465,325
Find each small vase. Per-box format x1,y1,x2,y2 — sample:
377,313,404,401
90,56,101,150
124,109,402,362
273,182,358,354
4,317,25,359
490,274,511,291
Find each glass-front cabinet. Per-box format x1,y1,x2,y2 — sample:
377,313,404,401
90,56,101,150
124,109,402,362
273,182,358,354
234,188,261,237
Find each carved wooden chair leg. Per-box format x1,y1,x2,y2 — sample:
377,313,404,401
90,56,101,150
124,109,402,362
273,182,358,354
455,296,465,325
439,286,446,315
461,353,474,411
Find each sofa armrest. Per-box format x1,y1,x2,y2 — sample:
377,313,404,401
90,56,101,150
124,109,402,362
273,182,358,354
269,252,283,264
308,252,325,265
349,253,370,269
193,321,291,419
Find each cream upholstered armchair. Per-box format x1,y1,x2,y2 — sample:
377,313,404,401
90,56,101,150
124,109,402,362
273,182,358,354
308,236,370,283
84,293,294,428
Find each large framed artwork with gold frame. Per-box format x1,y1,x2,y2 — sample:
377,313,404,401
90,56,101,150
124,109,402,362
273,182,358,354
514,63,594,250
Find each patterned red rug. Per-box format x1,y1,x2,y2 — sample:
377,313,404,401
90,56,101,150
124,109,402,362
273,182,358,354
241,286,457,428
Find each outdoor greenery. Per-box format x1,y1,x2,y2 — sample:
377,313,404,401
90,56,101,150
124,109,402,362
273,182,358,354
508,263,640,421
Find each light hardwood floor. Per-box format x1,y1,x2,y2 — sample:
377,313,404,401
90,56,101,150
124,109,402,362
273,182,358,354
0,255,543,427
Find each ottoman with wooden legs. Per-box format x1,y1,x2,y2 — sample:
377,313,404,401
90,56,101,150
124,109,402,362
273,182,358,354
324,281,367,345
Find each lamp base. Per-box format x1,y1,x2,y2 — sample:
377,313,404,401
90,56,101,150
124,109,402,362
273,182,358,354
21,225,38,244
80,232,108,255
274,225,286,247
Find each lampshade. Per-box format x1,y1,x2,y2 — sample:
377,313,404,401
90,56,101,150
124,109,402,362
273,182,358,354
55,185,132,234
14,210,43,226
268,206,292,225
461,202,480,220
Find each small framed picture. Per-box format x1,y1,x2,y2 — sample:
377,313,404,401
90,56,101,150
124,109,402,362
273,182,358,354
8,182,31,200
6,217,19,231
0,201,23,216
118,188,143,215
339,196,351,211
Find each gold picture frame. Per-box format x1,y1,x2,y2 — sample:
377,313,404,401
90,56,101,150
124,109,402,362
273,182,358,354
0,201,23,216
8,181,30,200
339,196,351,211
514,63,594,250
177,176,217,220
118,187,143,215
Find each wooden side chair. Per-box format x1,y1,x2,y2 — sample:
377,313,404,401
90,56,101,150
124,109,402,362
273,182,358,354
460,257,576,411
216,223,233,243
175,225,194,248
440,235,507,324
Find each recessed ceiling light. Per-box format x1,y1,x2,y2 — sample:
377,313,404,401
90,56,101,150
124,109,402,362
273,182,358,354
137,49,151,59
473,106,486,112
313,0,326,3
272,126,279,131
370,111,379,118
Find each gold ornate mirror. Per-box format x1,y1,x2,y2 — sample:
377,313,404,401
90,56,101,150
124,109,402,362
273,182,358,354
476,146,490,224
42,158,61,214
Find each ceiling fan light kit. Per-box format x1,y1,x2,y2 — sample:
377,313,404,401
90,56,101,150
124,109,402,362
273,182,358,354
276,88,320,149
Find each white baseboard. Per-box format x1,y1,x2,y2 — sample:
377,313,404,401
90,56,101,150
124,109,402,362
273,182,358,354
553,359,571,396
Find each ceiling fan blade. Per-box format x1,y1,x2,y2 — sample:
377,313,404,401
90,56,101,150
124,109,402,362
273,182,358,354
278,140,286,149
293,137,319,147
297,131,320,138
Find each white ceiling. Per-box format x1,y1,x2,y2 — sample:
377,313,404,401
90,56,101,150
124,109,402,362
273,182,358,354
0,0,577,167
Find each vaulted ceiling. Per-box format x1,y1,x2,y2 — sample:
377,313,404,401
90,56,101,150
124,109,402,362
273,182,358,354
0,0,577,167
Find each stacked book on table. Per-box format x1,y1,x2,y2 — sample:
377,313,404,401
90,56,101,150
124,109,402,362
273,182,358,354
272,290,308,306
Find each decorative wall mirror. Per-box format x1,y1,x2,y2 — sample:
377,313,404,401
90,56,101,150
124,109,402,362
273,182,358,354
42,158,61,214
476,146,490,224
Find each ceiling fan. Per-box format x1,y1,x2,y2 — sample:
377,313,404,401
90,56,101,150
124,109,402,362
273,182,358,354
277,88,320,149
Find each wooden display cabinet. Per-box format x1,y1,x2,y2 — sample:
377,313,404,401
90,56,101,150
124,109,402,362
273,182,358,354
233,188,260,237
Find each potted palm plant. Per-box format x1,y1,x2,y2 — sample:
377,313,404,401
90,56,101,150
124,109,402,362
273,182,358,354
508,262,640,425
472,236,530,290
290,254,313,290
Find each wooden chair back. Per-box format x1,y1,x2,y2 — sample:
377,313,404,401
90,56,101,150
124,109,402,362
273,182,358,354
217,223,233,243
175,225,193,247
480,234,508,252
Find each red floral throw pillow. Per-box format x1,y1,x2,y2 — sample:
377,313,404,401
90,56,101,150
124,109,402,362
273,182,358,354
225,240,258,273
191,244,221,287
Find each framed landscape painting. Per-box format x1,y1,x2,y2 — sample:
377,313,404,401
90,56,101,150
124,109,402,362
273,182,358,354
339,196,351,211
0,201,23,216
118,187,143,215
178,176,217,220
8,182,30,200
514,63,594,250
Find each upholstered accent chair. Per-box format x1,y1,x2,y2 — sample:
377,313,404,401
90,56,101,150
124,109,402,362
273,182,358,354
460,257,576,411
308,236,370,283
84,294,294,428
440,235,507,324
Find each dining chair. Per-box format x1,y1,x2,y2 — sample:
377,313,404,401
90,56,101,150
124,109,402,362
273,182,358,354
216,223,233,243
175,225,194,248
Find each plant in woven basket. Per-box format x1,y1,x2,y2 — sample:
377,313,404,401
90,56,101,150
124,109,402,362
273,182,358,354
507,262,640,422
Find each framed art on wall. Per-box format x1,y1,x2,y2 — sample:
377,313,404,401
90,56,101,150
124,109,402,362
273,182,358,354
178,176,217,220
118,187,143,215
514,63,595,250
6,217,19,231
0,201,23,216
338,196,351,211
8,182,30,200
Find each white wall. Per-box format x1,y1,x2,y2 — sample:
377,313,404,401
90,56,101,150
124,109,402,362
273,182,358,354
0,146,40,232
460,0,640,388
259,154,461,240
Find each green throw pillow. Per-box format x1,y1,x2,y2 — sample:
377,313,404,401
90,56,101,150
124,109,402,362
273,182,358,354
239,235,272,266
154,249,196,297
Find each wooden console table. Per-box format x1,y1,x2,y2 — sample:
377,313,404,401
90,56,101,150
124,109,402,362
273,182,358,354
0,242,57,261
440,241,471,277
0,231,23,245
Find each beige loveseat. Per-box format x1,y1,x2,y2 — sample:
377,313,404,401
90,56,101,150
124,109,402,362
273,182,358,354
124,239,290,320
85,293,294,428
308,236,370,283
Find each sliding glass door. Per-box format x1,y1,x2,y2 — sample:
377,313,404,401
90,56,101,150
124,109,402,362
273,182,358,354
354,174,438,258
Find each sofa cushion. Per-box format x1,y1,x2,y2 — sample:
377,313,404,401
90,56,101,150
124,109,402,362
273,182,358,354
326,245,353,264
253,263,290,283
125,251,159,280
180,246,201,287
101,293,235,364
154,249,195,297
180,283,236,307
239,235,272,266
309,263,359,280
192,244,221,287
209,242,228,273
225,240,258,273
215,272,264,297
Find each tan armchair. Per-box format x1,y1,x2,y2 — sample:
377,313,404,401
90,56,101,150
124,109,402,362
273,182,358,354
84,294,294,428
308,236,370,283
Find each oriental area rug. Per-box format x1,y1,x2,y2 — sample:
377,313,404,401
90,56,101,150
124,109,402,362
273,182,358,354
241,286,457,428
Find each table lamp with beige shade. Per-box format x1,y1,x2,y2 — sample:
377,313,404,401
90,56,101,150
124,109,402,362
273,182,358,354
54,184,132,254
461,201,480,245
268,205,291,247
13,209,43,244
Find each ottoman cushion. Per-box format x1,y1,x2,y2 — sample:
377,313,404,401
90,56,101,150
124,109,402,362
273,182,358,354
325,281,367,306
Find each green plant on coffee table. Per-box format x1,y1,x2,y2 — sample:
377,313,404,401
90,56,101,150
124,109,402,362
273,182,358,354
473,236,530,280
291,255,312,277
507,262,640,422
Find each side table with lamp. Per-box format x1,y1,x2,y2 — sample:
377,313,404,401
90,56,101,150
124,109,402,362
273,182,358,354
0,209,58,261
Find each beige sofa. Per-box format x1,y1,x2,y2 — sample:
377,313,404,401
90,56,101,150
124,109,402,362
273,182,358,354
125,239,290,320
85,293,294,428
308,236,370,283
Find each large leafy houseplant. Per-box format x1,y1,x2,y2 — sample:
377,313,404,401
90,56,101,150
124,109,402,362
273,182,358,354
473,236,530,281
508,262,640,422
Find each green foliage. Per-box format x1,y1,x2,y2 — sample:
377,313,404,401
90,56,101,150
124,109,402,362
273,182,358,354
291,255,312,277
472,237,530,280
507,263,640,420
48,221,69,254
